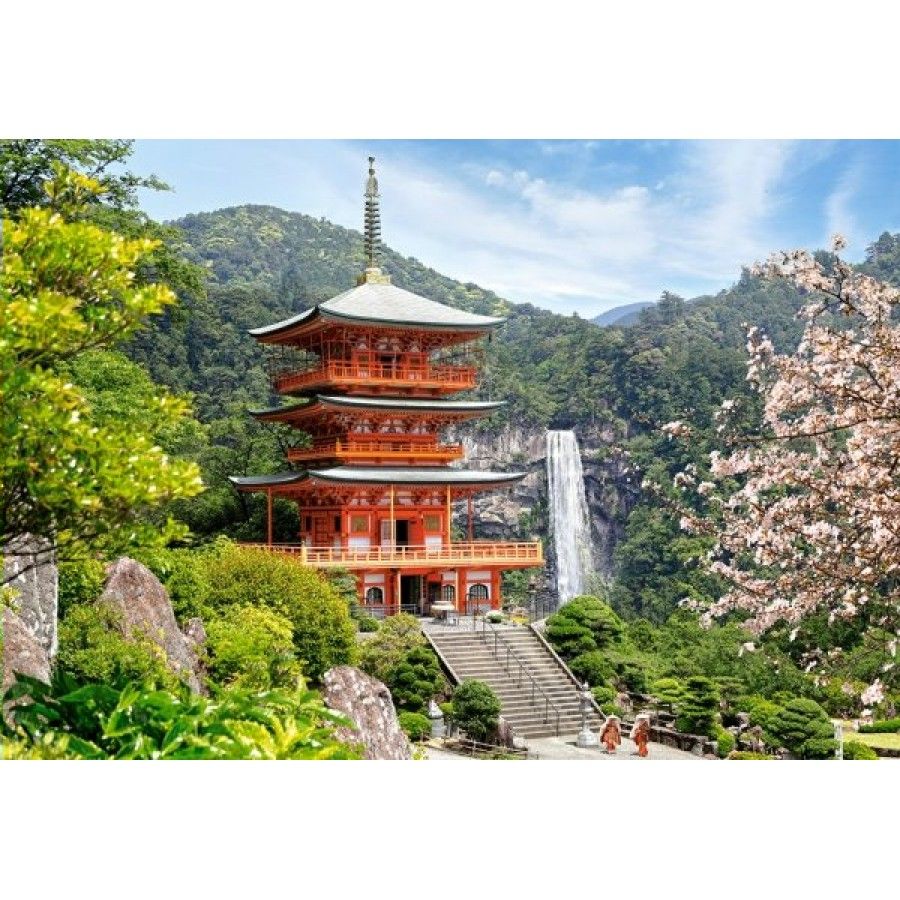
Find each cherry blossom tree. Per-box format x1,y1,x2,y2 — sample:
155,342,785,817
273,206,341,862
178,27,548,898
666,238,898,705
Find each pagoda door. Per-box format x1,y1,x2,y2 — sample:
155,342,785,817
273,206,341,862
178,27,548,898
312,515,330,547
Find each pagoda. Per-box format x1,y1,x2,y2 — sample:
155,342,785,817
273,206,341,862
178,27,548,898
230,158,542,616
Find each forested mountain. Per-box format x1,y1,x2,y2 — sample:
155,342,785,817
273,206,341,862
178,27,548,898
128,204,900,622
592,301,654,327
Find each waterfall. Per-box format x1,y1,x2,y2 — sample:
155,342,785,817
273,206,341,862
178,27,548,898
546,430,594,603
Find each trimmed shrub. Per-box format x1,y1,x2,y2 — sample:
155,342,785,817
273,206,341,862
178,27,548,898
357,613,425,684
728,751,774,760
57,602,178,689
384,645,447,713
858,718,900,734
205,605,301,690
570,650,614,687
675,676,719,737
545,595,623,659
651,677,685,711
714,724,735,758
485,611,503,624
452,680,501,741
357,616,380,633
201,543,356,682
770,698,836,759
843,740,878,760
398,711,431,742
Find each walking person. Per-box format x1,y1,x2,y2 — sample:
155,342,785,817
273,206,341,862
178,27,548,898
630,713,651,758
599,715,622,754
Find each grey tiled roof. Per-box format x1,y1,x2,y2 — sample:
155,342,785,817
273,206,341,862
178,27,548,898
250,394,504,418
249,282,505,337
229,467,524,489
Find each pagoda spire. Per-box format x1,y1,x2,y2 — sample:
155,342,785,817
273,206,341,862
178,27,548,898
358,156,391,285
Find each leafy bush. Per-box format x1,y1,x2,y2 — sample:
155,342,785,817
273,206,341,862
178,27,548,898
357,613,425,684
728,751,774,760
2,673,359,759
132,546,213,621
545,596,624,659
58,558,106,616
741,694,785,743
384,645,447,713
398,711,431,741
200,543,355,682
205,605,300,690
57,602,178,689
357,616,380,633
591,685,616,705
452,680,501,741
714,724,735,758
843,740,878,760
858,718,900,734
600,702,626,718
485,611,504,624
675,675,719,737
770,698,836,759
570,650,614,687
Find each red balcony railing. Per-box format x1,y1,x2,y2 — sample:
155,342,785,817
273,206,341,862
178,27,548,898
287,438,464,464
273,360,478,394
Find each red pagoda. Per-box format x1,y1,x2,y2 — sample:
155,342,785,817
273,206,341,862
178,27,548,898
231,158,542,615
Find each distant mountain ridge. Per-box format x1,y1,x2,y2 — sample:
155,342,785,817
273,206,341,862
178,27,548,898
592,301,655,327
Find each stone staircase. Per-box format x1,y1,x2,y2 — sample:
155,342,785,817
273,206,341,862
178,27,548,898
426,625,604,739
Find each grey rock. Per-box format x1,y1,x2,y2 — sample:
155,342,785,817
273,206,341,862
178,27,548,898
2,607,51,720
322,665,412,760
100,557,202,693
3,533,58,657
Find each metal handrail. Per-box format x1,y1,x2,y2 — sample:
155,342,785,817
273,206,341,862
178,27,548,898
474,618,562,736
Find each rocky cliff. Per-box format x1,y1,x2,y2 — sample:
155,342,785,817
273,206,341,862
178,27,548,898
452,423,639,592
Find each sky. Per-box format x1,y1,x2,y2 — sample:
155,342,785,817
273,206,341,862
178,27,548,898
130,140,900,317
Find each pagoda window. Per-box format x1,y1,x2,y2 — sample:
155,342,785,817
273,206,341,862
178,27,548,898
441,584,456,604
423,513,442,533
365,586,384,605
334,515,341,532
350,514,368,533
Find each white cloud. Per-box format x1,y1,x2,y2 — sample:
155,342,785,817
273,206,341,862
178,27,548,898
825,163,862,252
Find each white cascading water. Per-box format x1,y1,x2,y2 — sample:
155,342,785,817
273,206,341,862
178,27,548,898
546,430,595,603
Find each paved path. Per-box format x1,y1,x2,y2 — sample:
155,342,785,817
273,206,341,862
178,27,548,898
423,735,703,761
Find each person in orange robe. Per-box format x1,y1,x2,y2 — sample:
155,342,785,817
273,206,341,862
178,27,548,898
630,714,651,758
599,715,621,754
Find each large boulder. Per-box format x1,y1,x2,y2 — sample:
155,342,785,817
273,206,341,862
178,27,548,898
321,665,412,760
100,557,202,693
3,534,58,657
2,607,51,695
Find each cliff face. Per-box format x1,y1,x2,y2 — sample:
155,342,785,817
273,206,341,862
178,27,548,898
452,423,639,585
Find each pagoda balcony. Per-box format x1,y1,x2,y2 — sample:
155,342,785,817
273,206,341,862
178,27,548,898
286,438,465,465
272,360,478,395
240,540,544,571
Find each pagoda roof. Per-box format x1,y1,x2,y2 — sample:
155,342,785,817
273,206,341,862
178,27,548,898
230,466,525,491
250,394,503,422
248,281,505,341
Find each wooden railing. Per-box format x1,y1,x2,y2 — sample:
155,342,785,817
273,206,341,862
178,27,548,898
287,439,464,463
274,361,478,393
241,540,544,569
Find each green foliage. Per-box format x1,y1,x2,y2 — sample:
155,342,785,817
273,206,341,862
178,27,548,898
1,672,358,760
675,676,719,737
357,613,425,685
570,650,615,687
398,711,431,742
843,740,878,760
0,169,203,556
859,718,900,733
58,558,106,616
714,724,735,758
545,595,624,659
57,602,178,689
200,542,356,683
356,616,380,633
591,685,616,705
205,605,301,690
728,751,774,760
384,645,447,713
132,546,213,621
770,698,836,759
451,680,501,742
651,676,685,710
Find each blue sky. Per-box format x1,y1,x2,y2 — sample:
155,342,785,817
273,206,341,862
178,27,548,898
131,140,900,317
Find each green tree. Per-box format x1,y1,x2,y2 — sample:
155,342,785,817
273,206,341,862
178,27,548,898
769,698,836,760
545,595,624,659
383,645,447,713
451,680,501,742
0,169,203,566
675,675,719,737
